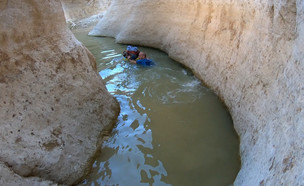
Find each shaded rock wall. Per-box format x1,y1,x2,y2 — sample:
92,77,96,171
0,0,119,185
61,0,111,21
61,0,112,29
90,0,304,185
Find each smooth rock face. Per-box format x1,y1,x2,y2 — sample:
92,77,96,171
61,0,112,29
90,0,304,185
61,0,111,21
0,0,119,185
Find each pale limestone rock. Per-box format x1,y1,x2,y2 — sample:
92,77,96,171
90,0,304,185
0,0,119,185
0,162,57,186
61,0,112,29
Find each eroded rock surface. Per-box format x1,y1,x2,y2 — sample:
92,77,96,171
0,0,119,185
90,0,304,185
61,0,112,29
0,162,57,186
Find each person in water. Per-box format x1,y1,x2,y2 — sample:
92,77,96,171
127,52,154,66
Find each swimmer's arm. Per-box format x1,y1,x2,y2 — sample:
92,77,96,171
127,56,137,64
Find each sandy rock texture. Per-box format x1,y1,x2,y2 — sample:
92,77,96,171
90,0,304,185
0,0,119,185
0,162,57,186
61,0,112,29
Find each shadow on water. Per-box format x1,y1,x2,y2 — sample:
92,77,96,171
73,30,240,186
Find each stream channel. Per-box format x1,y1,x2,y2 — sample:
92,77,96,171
73,29,240,186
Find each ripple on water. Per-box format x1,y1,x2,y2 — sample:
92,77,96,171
73,31,240,186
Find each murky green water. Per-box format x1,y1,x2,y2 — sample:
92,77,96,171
73,30,240,186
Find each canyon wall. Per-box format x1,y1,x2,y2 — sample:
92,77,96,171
0,0,119,185
61,0,112,29
90,0,304,185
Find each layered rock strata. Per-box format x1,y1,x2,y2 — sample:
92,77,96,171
90,0,304,185
0,0,119,185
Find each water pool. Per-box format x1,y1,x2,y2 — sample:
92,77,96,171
73,30,240,186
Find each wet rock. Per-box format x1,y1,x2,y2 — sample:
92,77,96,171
90,0,304,185
0,0,119,185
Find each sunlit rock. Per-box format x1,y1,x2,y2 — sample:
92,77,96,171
90,0,304,185
0,0,119,185
61,0,112,29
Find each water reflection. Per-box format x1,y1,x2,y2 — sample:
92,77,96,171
73,31,240,186
96,57,170,185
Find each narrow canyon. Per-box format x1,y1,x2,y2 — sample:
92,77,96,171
0,0,303,185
